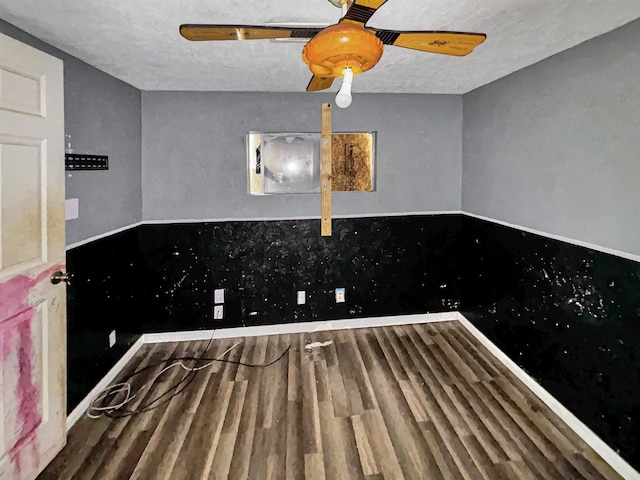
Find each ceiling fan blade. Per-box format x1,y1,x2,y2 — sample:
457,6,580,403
340,0,389,26
307,76,335,92
372,30,486,56
180,24,322,41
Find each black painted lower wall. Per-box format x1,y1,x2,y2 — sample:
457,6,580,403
66,227,142,412
137,216,462,333
66,213,640,471
460,216,640,471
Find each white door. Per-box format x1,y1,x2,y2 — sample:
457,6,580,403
0,33,66,479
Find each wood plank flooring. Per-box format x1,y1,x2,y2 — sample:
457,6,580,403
39,321,623,480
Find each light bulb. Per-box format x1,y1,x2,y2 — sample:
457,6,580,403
335,68,354,109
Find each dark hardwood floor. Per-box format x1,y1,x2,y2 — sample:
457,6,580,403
39,321,622,479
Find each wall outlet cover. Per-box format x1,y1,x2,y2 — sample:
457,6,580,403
65,198,79,220
109,330,116,348
214,305,224,319
297,290,306,305
335,288,346,303
214,288,225,304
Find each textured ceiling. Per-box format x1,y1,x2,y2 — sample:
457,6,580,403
1,0,640,94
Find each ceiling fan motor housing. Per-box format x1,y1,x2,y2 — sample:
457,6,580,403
302,24,383,78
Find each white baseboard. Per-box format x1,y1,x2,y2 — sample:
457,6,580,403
142,312,458,344
66,336,145,430
457,313,640,480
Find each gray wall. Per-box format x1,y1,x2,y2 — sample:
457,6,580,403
0,20,142,245
463,18,640,256
142,92,461,220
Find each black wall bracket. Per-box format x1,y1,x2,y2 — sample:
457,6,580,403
65,154,109,171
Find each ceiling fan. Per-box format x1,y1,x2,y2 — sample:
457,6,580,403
180,0,486,107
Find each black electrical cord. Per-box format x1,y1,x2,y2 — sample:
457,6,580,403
98,331,217,418
93,337,291,419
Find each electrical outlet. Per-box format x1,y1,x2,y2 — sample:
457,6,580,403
109,330,116,348
214,288,225,304
297,291,306,305
214,305,224,319
335,287,346,303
